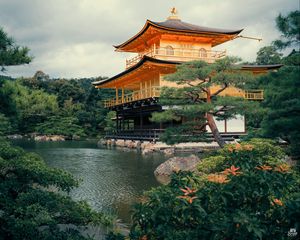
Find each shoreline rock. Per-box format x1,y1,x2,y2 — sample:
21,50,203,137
154,154,201,184
6,134,23,140
34,135,66,142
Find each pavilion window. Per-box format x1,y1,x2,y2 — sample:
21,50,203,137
166,45,174,55
199,48,207,58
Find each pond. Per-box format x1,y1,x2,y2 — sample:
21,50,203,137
13,140,166,223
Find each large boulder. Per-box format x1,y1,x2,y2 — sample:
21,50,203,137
154,154,201,183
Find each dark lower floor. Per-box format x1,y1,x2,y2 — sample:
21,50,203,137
106,104,246,141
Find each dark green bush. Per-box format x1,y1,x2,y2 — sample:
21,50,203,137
130,139,300,240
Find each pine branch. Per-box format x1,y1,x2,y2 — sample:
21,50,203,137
212,83,228,96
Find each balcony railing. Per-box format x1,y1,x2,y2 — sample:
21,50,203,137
244,90,264,100
104,86,160,108
126,46,226,68
103,87,263,108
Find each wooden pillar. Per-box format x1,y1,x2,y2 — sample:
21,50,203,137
140,82,143,98
121,87,124,103
145,81,147,97
115,88,119,104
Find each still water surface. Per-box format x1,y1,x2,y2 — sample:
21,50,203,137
14,140,166,223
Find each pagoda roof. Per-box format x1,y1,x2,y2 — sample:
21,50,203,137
92,56,179,87
114,19,243,51
240,64,283,74
152,19,242,35
93,58,283,88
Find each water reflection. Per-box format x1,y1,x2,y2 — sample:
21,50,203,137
14,140,165,222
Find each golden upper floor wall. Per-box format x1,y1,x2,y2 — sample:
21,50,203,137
117,11,242,68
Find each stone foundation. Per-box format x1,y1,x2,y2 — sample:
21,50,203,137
98,138,220,155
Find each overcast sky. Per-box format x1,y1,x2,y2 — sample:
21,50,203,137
0,0,298,79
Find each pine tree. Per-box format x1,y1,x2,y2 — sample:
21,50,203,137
272,10,300,50
151,57,256,147
0,27,32,71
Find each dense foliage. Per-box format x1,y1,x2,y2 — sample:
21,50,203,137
245,10,300,159
259,59,300,159
0,138,112,239
0,113,11,135
0,80,59,133
0,76,114,138
130,139,300,240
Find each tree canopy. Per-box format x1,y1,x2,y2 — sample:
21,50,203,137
248,10,300,160
256,46,282,65
0,27,32,71
0,76,114,137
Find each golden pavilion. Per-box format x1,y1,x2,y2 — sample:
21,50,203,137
93,9,281,140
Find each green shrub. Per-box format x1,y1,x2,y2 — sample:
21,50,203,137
130,139,300,240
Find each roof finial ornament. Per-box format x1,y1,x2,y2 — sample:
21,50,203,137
171,7,177,15
167,7,180,20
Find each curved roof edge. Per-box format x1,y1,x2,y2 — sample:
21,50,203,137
241,64,284,70
92,61,283,87
114,19,243,51
92,56,179,86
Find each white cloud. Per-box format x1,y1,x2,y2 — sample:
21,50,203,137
1,0,298,78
